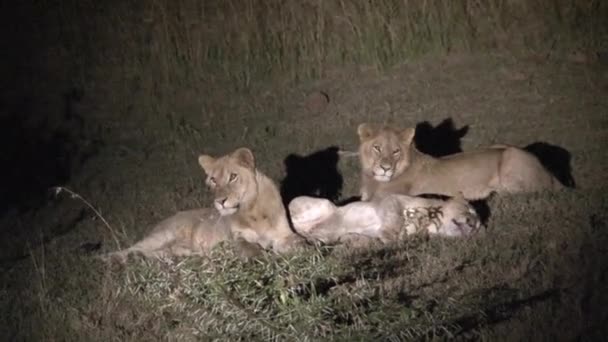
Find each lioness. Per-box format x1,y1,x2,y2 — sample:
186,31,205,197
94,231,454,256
358,123,562,201
104,148,304,261
289,193,481,244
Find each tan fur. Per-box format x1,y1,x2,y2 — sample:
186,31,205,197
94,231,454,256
104,209,231,261
357,123,562,201
104,148,303,261
289,193,481,244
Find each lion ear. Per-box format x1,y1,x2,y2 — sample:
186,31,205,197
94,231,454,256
357,123,378,142
232,147,255,170
400,127,416,145
198,154,216,174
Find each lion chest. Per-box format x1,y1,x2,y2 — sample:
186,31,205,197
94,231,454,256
373,173,415,197
240,213,273,230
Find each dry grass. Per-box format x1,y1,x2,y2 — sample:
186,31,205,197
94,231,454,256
1,0,608,341
4,190,607,340
40,0,608,89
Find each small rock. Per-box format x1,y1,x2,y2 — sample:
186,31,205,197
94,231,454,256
305,91,330,113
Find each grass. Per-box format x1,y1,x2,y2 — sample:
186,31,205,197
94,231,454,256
1,0,608,341
5,190,607,340
52,186,123,251
37,0,608,90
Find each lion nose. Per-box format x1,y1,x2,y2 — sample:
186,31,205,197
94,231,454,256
215,197,227,207
380,163,391,172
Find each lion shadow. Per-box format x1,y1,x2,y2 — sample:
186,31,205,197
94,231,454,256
414,117,469,157
280,146,344,207
524,142,576,188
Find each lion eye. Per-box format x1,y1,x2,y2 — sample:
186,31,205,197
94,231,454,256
393,149,401,155
229,173,238,183
208,177,217,186
373,145,381,153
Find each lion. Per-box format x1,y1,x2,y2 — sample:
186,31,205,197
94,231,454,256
104,148,304,261
288,192,481,245
357,123,563,201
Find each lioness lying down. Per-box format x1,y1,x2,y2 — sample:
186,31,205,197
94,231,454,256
104,148,304,261
288,193,482,244
357,123,563,201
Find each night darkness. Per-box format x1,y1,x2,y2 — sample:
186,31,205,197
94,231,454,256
1,1,608,340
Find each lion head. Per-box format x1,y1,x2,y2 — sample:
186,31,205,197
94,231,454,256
198,148,258,216
435,193,482,237
357,123,416,182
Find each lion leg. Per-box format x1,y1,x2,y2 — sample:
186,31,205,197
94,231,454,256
290,196,363,244
100,208,231,263
498,147,559,193
288,196,338,234
359,174,378,201
99,227,183,262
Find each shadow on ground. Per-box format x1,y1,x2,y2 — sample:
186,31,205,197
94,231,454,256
414,118,469,157
524,142,576,188
280,146,344,206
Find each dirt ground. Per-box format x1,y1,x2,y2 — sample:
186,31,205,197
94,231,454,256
1,52,608,340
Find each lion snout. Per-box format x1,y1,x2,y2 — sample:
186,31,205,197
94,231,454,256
372,161,395,181
214,197,240,216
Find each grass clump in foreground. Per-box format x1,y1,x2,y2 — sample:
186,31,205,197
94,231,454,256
103,239,472,341
12,190,607,340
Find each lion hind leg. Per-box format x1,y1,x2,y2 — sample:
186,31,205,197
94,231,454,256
288,196,337,234
498,147,557,193
99,225,186,262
